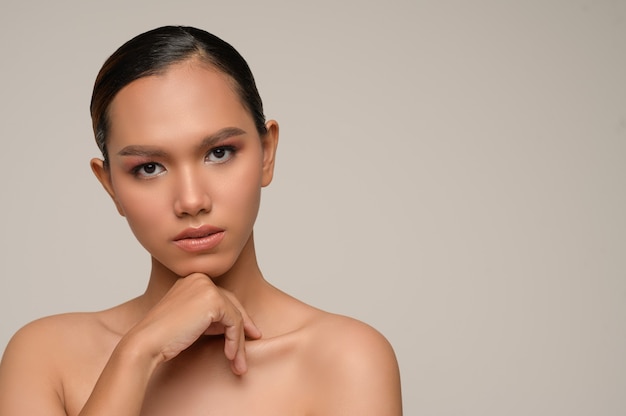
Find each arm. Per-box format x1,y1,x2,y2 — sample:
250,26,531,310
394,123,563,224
79,273,261,416
0,273,260,416
76,335,159,416
0,321,68,416
0,317,163,416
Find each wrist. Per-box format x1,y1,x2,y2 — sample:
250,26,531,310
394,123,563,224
113,330,164,374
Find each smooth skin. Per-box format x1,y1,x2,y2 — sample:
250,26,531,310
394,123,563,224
0,59,402,415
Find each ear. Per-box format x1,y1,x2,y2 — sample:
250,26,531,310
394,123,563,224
260,120,279,187
90,158,126,217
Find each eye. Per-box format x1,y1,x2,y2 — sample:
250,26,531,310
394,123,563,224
206,146,236,164
133,162,165,178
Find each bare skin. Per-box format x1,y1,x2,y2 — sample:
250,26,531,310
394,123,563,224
0,60,402,415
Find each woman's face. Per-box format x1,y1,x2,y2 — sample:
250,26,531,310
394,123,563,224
91,60,278,278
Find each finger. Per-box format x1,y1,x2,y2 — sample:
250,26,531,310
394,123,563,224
232,334,247,375
222,291,262,339
243,319,262,340
218,302,243,360
224,321,247,375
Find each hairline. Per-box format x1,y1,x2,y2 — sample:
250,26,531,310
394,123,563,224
98,52,259,167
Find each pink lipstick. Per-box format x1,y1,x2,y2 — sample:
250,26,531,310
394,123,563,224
173,225,225,253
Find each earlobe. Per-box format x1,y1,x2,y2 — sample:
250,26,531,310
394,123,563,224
261,120,279,187
90,158,126,217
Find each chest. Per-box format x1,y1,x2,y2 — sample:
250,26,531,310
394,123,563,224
67,337,313,416
151,338,314,415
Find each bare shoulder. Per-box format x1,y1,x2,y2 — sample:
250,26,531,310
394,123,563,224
2,312,98,362
11,310,104,337
0,311,117,382
0,310,121,415
3,310,118,359
3,296,139,357
306,312,397,362
301,311,403,415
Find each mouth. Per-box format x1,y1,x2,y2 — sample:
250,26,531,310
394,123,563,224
173,225,225,252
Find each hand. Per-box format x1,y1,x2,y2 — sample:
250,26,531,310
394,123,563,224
126,273,261,375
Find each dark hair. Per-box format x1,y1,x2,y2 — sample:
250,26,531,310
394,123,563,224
90,26,267,164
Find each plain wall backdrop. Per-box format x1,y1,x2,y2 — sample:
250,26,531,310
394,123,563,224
0,1,625,415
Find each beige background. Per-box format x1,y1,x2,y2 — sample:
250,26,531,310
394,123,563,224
1,1,625,414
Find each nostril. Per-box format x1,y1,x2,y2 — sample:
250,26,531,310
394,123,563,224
174,197,212,217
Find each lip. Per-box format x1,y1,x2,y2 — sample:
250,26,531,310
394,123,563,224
173,225,225,253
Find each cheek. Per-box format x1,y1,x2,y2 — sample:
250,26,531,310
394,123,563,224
212,158,263,229
115,185,170,241
221,163,262,214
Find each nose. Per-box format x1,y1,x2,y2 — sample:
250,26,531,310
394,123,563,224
173,167,212,217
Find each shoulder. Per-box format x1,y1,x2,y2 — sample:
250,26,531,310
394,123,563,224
3,298,138,358
0,308,126,384
306,312,397,360
302,313,402,415
0,311,112,374
3,312,98,355
0,312,110,414
4,311,112,353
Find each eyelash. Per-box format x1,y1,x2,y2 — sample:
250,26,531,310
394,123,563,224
130,145,238,179
131,162,164,178
205,145,237,164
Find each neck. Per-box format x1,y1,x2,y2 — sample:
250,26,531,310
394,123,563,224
139,234,269,314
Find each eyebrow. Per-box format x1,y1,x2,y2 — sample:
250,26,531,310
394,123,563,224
117,127,248,157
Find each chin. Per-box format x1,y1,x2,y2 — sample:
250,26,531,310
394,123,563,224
166,256,237,280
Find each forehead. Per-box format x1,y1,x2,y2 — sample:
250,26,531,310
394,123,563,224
107,61,253,148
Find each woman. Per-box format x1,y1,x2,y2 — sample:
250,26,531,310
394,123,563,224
0,26,402,415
